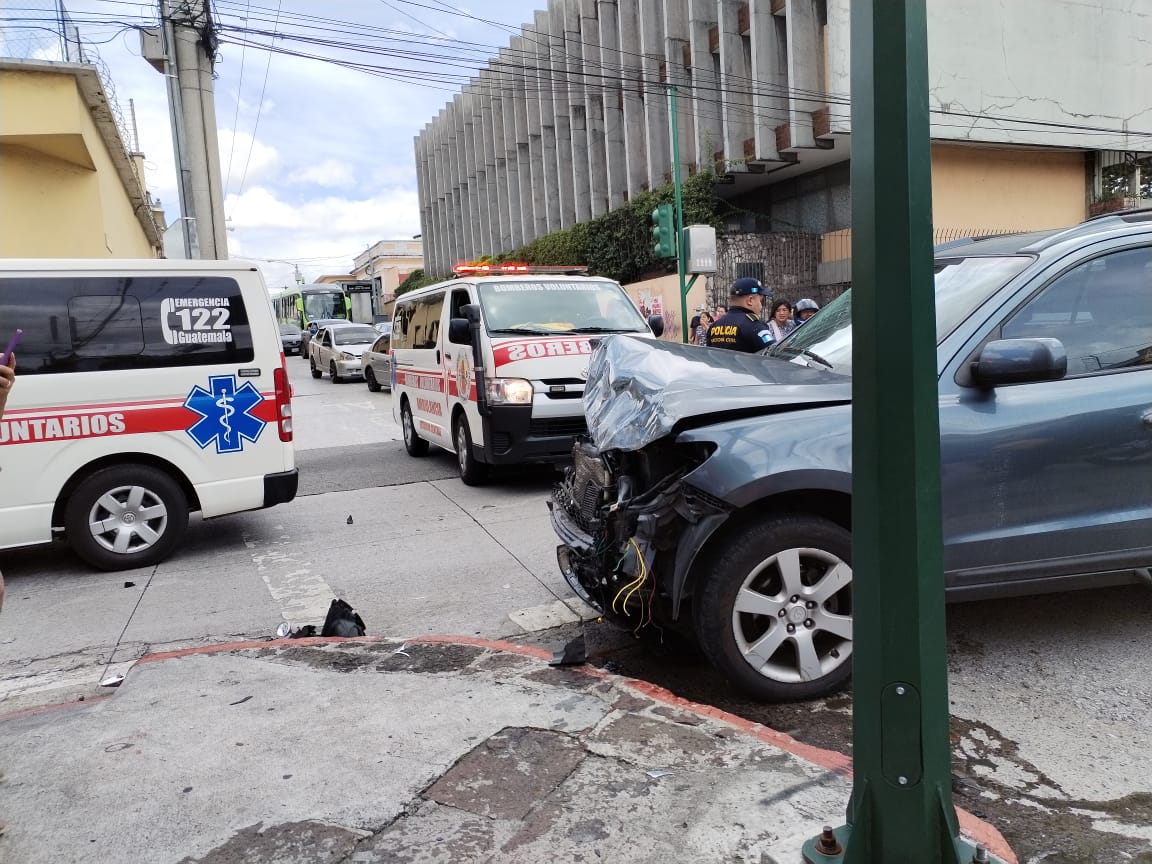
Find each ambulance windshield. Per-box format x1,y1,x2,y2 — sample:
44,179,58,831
478,281,648,335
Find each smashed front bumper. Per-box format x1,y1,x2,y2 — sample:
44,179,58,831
548,441,729,624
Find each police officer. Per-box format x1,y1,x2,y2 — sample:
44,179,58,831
707,277,773,352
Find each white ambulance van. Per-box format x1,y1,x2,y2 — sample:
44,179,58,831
0,259,297,570
390,264,662,485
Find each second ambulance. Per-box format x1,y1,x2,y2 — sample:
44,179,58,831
390,264,662,484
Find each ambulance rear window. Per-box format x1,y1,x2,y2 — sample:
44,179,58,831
0,275,255,374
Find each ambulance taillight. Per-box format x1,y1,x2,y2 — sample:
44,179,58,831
274,357,293,442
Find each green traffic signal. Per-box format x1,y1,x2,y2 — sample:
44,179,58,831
651,203,675,259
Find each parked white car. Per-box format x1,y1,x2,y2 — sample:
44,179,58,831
308,323,379,383
361,332,392,392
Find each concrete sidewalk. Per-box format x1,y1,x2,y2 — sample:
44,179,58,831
0,637,1015,864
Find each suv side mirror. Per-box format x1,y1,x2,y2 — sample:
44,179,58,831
971,338,1067,387
648,314,664,338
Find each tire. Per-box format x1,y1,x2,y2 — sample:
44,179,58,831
693,515,853,702
401,399,429,457
365,367,381,392
329,361,340,383
64,465,189,571
310,356,322,379
454,414,488,486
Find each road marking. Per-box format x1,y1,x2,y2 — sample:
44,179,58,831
245,527,336,626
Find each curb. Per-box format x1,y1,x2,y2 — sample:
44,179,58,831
2,633,1016,862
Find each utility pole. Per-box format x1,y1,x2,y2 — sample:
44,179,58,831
802,2,1005,862
144,0,228,259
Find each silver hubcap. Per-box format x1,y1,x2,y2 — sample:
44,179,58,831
403,407,414,445
88,485,168,555
456,424,467,472
731,547,852,685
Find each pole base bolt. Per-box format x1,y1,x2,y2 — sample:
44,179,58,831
814,826,843,856
971,845,990,863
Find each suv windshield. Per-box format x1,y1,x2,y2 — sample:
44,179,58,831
333,326,378,345
478,280,648,334
765,255,1032,374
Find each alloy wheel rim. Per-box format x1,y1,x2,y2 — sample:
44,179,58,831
87,485,168,555
730,546,853,685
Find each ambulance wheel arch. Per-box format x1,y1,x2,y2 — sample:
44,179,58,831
452,405,487,486
55,457,195,570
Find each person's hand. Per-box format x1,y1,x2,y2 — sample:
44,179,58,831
0,353,15,418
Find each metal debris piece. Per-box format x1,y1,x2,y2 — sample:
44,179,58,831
645,769,675,779
99,675,124,688
229,695,253,706
393,643,411,657
123,581,136,588
346,515,354,524
549,633,587,666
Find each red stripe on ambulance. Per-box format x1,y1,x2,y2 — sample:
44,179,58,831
0,398,278,446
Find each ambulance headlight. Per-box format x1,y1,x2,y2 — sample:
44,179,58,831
486,377,533,405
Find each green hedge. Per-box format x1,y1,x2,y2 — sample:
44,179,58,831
500,172,726,284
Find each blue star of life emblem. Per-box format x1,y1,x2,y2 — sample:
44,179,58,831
184,375,266,453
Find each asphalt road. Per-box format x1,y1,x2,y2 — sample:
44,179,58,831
3,355,1151,862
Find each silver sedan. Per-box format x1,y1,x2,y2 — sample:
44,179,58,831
361,333,392,392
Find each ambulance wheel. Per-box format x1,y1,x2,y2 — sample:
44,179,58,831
365,368,382,392
401,399,429,457
310,357,322,379
454,415,488,486
65,465,188,571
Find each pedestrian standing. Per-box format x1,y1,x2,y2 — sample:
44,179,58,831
688,305,704,344
695,310,713,347
767,299,795,343
707,278,773,352
794,298,820,326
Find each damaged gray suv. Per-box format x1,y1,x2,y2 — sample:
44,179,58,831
549,212,1152,701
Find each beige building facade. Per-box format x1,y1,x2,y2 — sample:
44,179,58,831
819,144,1087,276
0,60,163,258
351,239,424,306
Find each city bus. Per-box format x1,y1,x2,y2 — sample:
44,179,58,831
271,284,350,329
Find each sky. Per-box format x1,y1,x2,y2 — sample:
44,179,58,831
20,0,547,288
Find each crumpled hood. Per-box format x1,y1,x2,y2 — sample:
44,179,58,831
584,335,851,452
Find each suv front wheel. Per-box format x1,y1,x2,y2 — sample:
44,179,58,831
693,514,853,702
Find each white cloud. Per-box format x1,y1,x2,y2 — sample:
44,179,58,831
223,185,422,286
218,130,280,193
296,159,356,186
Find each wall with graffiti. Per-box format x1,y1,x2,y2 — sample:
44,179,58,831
621,274,712,344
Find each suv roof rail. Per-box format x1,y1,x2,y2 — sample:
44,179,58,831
1081,205,1152,224
1021,208,1152,253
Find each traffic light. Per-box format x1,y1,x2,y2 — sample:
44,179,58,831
651,203,675,259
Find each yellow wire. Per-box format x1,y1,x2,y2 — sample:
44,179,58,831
613,538,647,615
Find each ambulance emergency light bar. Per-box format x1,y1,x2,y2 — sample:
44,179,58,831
452,262,589,276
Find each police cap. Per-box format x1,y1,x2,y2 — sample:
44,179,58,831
731,277,768,297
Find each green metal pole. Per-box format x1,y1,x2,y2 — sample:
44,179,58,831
668,85,689,344
802,1,1004,862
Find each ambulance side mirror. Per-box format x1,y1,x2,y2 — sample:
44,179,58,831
448,318,471,345
648,314,664,337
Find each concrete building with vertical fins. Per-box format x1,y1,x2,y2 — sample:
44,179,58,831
414,0,1152,283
